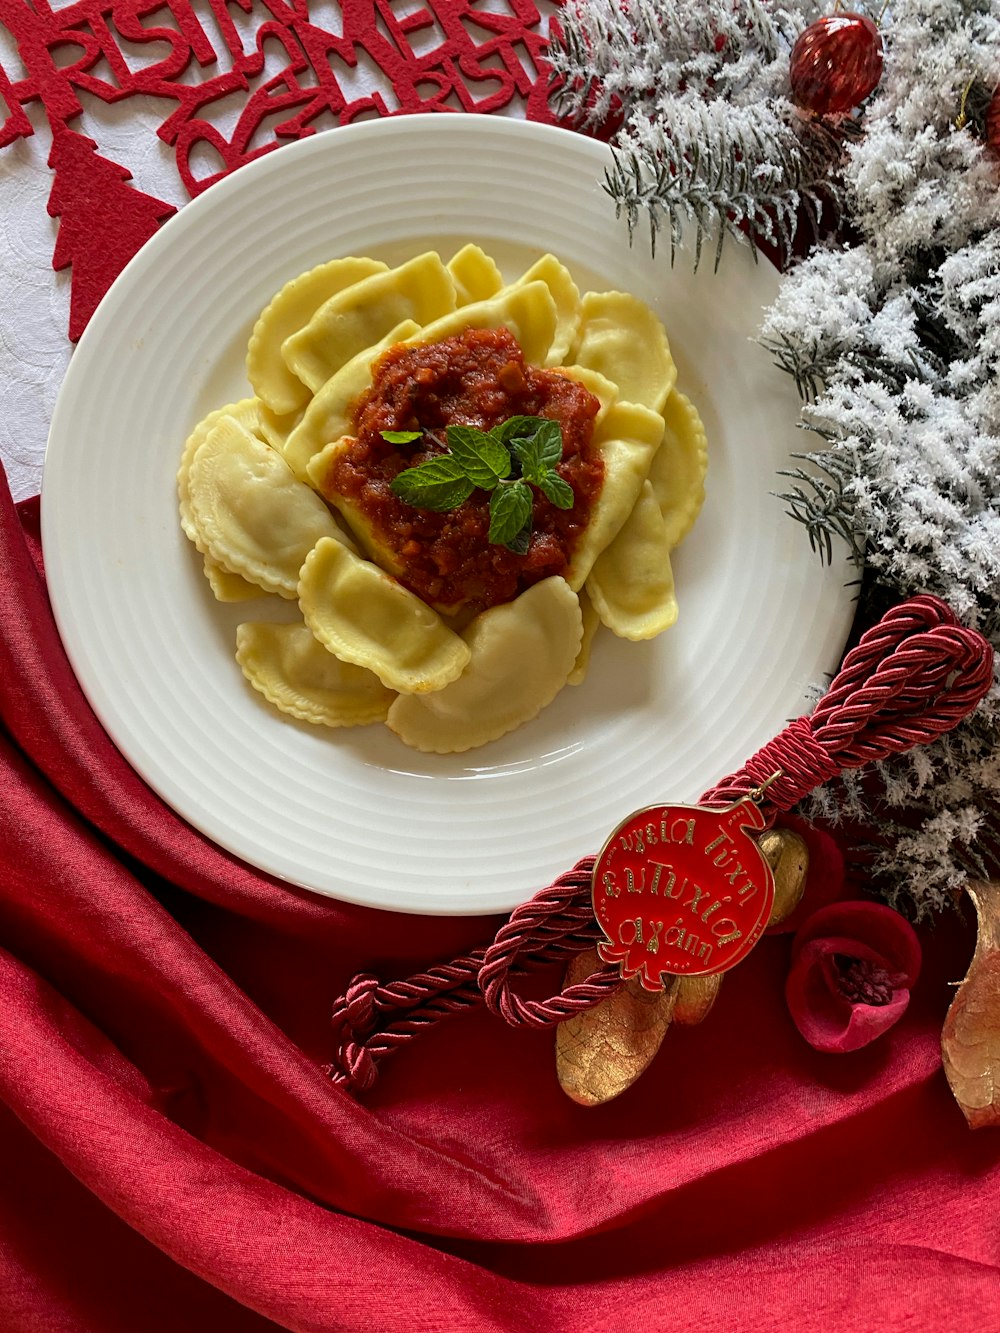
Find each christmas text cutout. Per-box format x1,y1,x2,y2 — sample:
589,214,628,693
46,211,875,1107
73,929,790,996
0,0,555,340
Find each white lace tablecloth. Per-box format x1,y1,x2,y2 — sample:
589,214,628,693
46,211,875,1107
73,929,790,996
0,36,197,503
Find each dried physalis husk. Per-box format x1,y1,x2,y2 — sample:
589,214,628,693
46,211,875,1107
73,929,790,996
555,948,678,1106
942,880,1000,1129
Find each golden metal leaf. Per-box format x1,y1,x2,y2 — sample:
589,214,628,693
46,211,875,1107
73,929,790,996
942,880,1000,1129
672,974,722,1025
555,948,678,1106
760,826,809,926
556,824,812,1104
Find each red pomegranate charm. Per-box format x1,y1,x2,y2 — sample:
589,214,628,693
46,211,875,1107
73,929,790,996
592,798,776,989
789,13,884,117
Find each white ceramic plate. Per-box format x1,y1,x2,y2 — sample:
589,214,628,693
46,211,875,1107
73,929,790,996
42,115,855,916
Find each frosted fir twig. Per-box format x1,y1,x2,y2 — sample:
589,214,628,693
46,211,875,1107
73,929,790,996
547,0,845,264
774,446,866,566
547,0,811,124
606,100,843,267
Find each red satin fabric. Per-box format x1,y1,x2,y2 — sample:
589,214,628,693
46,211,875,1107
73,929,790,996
2,467,1000,1331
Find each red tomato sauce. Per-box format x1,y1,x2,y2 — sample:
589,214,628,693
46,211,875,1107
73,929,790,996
323,327,603,611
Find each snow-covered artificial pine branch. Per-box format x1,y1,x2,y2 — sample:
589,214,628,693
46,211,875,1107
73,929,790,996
758,0,1000,916
547,0,843,263
552,0,1000,916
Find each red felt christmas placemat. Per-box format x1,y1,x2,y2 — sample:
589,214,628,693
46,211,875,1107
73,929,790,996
0,0,555,339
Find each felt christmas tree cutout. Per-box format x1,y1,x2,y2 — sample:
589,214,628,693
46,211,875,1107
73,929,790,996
46,125,176,342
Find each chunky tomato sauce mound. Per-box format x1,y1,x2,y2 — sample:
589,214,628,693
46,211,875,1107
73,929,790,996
326,327,603,611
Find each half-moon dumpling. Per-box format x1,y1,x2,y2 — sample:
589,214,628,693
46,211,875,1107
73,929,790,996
553,365,618,428
568,588,601,686
255,405,302,456
647,390,708,547
586,481,678,640
178,397,268,543
447,243,504,305
386,577,583,753
283,320,421,483
203,555,261,603
563,400,666,591
305,436,407,582
508,254,581,368
235,621,395,727
281,252,457,394
246,256,388,415
406,280,558,368
569,291,677,413
298,538,470,693
187,418,355,598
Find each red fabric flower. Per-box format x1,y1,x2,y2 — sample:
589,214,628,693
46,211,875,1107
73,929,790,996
786,901,922,1053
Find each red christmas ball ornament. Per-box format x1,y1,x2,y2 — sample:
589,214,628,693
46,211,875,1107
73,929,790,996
987,86,1000,156
789,13,884,117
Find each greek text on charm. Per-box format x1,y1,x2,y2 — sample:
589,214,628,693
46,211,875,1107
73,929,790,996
592,798,776,989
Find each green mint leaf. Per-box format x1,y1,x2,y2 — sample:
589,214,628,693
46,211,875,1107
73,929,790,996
488,480,533,548
512,422,564,482
446,425,511,490
490,415,547,445
511,435,544,482
505,523,531,556
531,419,563,467
538,471,574,509
380,429,424,444
390,457,474,511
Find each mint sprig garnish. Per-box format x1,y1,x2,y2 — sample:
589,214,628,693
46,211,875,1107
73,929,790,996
389,456,474,511
511,421,562,476
383,417,573,553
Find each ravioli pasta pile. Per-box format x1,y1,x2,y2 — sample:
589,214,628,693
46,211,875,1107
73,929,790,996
178,245,707,754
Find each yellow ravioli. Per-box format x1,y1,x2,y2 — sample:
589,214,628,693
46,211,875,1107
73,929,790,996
178,398,267,544
508,253,582,368
447,243,504,305
203,555,262,603
281,252,457,394
187,418,354,598
246,256,388,415
307,436,406,577
563,400,666,591
568,588,602,686
404,280,558,367
236,621,395,727
283,321,420,484
554,365,619,427
386,577,583,753
298,538,471,694
587,481,678,640
648,390,708,547
570,290,677,413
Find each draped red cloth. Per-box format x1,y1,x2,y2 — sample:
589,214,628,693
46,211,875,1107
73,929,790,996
3,469,1000,1329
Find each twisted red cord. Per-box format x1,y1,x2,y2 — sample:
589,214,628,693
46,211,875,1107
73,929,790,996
700,596,994,812
327,594,993,1091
